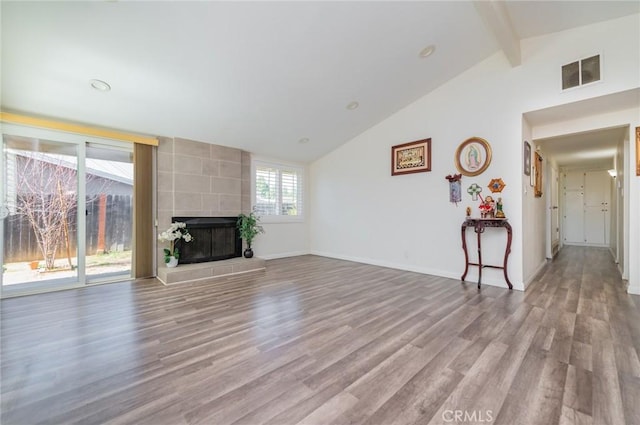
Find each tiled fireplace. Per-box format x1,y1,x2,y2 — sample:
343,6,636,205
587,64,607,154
156,138,264,284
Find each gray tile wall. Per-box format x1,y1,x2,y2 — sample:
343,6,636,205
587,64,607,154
156,137,251,270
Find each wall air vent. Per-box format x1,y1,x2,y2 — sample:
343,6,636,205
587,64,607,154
562,55,601,90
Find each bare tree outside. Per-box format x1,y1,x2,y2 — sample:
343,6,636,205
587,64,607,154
14,153,80,270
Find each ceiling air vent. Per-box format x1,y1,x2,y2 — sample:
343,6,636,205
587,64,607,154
562,55,601,90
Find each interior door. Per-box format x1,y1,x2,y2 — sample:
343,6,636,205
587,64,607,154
584,171,609,245
563,171,584,244
550,167,560,248
564,171,584,191
564,190,584,244
584,207,604,244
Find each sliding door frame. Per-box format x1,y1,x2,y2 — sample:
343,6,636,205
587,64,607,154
1,123,134,297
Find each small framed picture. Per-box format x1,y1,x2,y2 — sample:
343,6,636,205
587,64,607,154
534,152,543,197
391,138,432,176
636,127,640,176
524,141,531,177
454,137,492,177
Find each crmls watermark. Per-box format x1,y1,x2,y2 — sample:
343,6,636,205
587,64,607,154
442,410,494,423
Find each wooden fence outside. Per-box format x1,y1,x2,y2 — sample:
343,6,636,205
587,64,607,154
3,195,132,263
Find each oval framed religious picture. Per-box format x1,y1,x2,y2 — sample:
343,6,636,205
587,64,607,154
454,137,492,177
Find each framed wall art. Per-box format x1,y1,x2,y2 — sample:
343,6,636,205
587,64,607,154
636,126,639,176
454,137,492,177
534,152,543,197
391,138,431,176
524,141,531,176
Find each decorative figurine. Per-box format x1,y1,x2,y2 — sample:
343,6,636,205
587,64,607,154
495,197,506,218
478,194,495,218
488,178,506,193
466,206,472,217
467,183,482,201
445,174,462,205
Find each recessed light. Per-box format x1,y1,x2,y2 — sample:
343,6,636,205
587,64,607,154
298,137,310,144
90,79,111,92
346,101,359,110
419,45,436,58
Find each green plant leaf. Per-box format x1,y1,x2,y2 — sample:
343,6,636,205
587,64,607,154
237,211,265,247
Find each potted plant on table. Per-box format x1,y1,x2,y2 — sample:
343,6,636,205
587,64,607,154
237,210,264,258
158,222,193,267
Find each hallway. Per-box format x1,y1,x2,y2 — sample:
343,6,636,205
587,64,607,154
519,245,640,425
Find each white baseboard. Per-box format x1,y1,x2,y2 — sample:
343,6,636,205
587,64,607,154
310,250,523,291
524,260,548,289
259,250,310,260
608,247,618,262
563,242,609,248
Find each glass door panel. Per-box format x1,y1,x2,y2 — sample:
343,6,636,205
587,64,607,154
2,135,80,293
85,143,133,282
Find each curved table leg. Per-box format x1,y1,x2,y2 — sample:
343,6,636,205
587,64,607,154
461,225,469,281
476,227,482,289
503,223,513,289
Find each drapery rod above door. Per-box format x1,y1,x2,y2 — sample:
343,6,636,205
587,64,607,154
0,111,158,146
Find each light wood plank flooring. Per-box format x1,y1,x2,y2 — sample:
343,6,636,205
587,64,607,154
2,246,639,424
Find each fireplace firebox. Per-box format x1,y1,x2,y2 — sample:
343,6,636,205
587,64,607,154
172,217,241,264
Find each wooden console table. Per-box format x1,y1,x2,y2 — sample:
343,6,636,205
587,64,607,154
461,218,513,289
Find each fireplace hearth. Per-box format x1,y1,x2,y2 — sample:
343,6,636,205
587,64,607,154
173,217,241,264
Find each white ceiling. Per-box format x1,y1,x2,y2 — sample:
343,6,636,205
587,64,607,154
535,126,626,168
2,1,639,163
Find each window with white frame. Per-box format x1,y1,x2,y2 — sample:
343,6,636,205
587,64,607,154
253,160,304,220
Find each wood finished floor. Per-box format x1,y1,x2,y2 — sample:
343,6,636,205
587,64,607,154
1,246,639,425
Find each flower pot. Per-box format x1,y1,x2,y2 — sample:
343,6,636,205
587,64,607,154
166,256,179,268
243,248,254,258
30,261,40,270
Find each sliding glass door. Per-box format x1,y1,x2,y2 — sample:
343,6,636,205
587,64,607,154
84,143,133,282
0,126,133,297
1,136,80,293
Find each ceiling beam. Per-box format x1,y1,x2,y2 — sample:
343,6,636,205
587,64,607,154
473,0,521,67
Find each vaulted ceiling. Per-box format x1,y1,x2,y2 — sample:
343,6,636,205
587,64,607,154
2,1,638,162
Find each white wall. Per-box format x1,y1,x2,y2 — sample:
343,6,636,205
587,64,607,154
546,163,561,258
250,157,310,260
610,161,618,261
616,138,624,272
253,221,309,259
627,125,639,294
522,120,547,287
310,14,640,291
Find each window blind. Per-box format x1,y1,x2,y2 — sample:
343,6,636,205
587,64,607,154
254,161,303,219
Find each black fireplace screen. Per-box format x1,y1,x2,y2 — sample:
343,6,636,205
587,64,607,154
172,217,241,263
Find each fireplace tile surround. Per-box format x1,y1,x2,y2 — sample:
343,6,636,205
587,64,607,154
157,137,254,283
157,257,265,285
